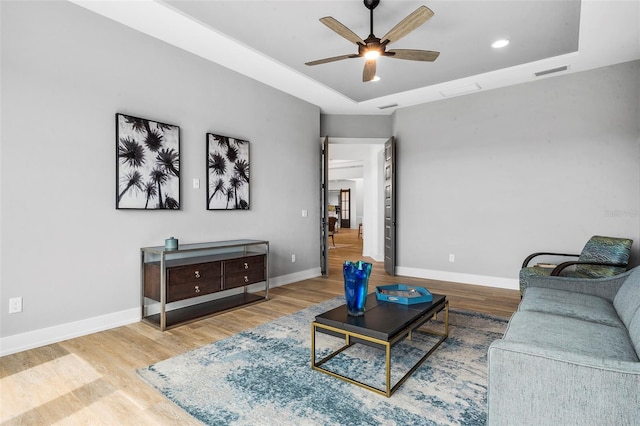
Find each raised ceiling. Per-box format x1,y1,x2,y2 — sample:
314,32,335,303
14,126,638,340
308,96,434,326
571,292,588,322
70,1,640,114
167,0,580,103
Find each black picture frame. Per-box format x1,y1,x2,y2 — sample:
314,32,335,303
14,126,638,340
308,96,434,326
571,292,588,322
116,113,180,209
206,133,250,210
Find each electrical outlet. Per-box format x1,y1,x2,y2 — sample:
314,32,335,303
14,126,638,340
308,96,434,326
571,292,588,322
291,254,296,263
449,254,455,263
9,297,23,314
193,178,200,189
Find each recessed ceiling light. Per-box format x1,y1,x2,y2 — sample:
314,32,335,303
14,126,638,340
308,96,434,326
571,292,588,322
491,39,510,48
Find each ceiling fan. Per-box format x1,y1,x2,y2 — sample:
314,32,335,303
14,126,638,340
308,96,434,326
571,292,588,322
305,0,440,82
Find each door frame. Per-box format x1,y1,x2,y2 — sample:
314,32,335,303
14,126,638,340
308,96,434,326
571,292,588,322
320,136,329,276
321,137,394,275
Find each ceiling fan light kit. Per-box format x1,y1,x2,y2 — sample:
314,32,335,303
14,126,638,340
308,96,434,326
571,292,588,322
364,50,380,60
305,0,440,83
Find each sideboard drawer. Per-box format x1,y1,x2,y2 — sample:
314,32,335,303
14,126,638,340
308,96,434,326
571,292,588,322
168,280,222,303
225,270,265,289
167,262,221,285
224,255,264,274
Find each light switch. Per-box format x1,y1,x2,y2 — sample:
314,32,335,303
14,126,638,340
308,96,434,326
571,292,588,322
301,209,308,218
193,179,200,189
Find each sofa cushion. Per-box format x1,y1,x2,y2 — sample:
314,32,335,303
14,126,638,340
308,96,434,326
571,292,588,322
503,311,639,362
520,287,624,328
613,267,640,328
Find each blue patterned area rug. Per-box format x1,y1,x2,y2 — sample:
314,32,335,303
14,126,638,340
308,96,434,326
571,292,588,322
137,297,508,426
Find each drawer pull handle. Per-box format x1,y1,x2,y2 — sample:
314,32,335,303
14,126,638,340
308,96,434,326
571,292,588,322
194,271,201,278
194,285,201,293
244,262,249,270
244,276,249,283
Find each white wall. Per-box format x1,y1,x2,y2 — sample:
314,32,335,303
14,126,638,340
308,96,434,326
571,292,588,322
393,60,640,289
355,179,364,228
0,1,320,354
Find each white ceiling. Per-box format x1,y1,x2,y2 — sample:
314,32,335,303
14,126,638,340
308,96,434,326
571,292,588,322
70,0,640,115
166,0,581,103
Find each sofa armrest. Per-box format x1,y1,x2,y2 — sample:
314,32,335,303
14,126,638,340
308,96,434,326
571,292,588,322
487,339,640,425
521,251,579,268
526,270,631,301
550,261,628,276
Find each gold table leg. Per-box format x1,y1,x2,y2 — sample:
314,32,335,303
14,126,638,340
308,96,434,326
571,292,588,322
311,301,449,397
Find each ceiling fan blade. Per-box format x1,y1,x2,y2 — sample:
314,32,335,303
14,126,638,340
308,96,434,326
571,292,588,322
386,49,440,62
320,16,366,45
363,59,377,82
305,54,358,66
381,6,434,45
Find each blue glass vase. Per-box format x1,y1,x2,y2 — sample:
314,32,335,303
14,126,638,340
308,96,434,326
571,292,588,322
343,260,373,316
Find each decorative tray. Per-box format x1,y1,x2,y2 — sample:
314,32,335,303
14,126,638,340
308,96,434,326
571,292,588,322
375,284,433,305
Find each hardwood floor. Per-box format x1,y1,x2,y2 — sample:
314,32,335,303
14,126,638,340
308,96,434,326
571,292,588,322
0,229,520,425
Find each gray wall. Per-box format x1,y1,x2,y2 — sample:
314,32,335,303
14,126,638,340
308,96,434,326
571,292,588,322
2,1,639,353
321,114,392,138
393,60,640,288
1,2,320,344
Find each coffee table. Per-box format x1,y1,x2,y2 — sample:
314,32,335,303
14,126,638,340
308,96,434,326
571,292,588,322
311,292,448,397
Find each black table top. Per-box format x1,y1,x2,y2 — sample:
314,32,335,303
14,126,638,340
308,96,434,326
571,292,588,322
314,293,446,341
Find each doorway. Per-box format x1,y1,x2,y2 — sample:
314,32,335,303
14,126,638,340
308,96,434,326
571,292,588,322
321,138,389,277
340,189,351,229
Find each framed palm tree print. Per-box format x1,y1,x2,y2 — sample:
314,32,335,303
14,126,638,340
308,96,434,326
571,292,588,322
206,133,250,210
116,113,180,209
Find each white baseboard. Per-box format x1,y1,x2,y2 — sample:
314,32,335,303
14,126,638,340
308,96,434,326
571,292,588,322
396,266,519,290
362,251,384,262
0,307,141,357
0,268,322,357
268,267,322,288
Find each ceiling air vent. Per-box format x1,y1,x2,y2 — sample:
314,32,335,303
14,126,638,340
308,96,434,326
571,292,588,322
377,103,398,110
535,65,569,77
440,83,482,97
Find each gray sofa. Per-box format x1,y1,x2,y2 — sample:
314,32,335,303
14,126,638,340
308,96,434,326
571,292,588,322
487,266,640,425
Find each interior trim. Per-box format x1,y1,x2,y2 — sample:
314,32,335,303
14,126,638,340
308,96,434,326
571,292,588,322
396,266,519,291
